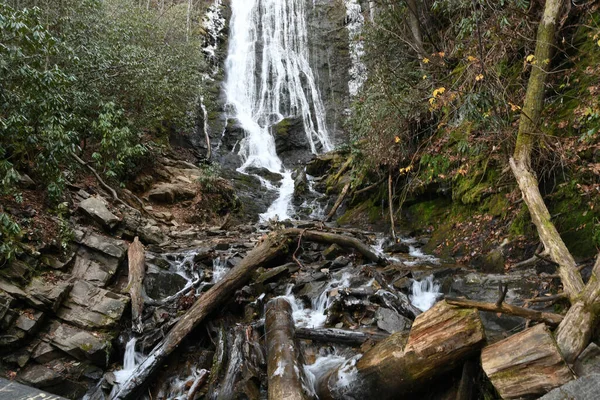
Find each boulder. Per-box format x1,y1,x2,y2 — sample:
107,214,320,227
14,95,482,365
32,341,63,364
574,343,600,377
148,183,196,204
48,321,112,366
472,248,505,273
0,277,72,313
71,247,120,287
539,373,600,400
253,265,290,284
18,364,63,388
56,280,128,329
74,229,127,260
244,167,284,183
0,259,35,285
78,196,120,230
384,242,410,254
144,265,189,300
375,307,412,333
306,153,337,177
15,309,45,335
271,117,308,154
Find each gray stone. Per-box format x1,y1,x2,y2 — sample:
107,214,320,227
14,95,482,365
144,265,189,300
78,196,120,230
40,252,75,270
375,307,411,333
384,242,410,254
74,229,127,259
539,373,600,400
574,343,600,377
254,265,289,284
71,247,120,287
0,259,35,285
472,248,505,273
17,172,36,188
32,341,62,364
323,244,344,260
56,280,128,329
245,166,284,183
0,278,72,313
0,291,16,321
18,364,63,388
0,377,67,399
48,321,112,366
3,349,30,368
148,183,196,203
15,310,45,334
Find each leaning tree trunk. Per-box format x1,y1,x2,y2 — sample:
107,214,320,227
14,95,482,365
126,237,145,333
509,0,584,300
317,301,486,400
109,231,293,400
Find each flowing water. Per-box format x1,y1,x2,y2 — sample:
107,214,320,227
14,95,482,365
224,0,333,221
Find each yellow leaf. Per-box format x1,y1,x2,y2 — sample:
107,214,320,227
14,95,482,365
394,136,401,143
475,74,484,81
526,54,535,63
597,39,600,47
432,87,446,97
438,51,445,58
429,97,435,105
466,55,478,62
509,102,521,111
422,74,427,80
422,57,430,64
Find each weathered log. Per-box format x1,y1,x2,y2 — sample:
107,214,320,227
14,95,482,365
126,237,145,333
324,182,350,222
316,301,486,400
283,228,386,265
445,297,563,326
481,323,574,399
265,298,311,400
295,327,389,346
109,231,293,400
555,253,600,362
187,369,209,400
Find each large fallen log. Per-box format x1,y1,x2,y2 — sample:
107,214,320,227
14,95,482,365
109,231,293,400
284,228,386,265
316,300,486,400
295,327,389,346
126,237,145,333
445,297,563,326
481,323,573,399
265,298,311,400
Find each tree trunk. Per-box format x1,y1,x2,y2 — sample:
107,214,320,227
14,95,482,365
265,298,312,400
295,327,389,346
481,323,574,399
109,231,293,400
126,237,145,333
510,0,584,301
405,0,424,55
316,301,485,400
445,297,563,326
387,170,396,239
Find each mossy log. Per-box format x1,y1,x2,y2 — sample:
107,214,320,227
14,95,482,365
109,231,293,400
126,237,145,333
445,297,563,326
316,301,486,400
265,298,311,400
481,324,574,399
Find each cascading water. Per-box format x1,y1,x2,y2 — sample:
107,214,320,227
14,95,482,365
225,0,333,221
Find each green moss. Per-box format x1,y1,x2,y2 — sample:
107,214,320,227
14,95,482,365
482,194,510,218
508,204,534,238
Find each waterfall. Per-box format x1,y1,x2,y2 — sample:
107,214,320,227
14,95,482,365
225,0,333,221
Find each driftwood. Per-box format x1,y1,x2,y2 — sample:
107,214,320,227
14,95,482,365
365,266,421,319
324,182,350,222
126,237,146,333
445,297,563,326
284,228,386,265
265,298,311,400
316,301,486,400
481,323,574,399
109,231,293,399
295,327,389,346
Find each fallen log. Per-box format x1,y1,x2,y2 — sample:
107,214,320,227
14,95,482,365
366,266,420,319
295,327,389,346
187,369,209,400
126,237,145,333
445,297,563,326
109,231,293,400
324,182,350,222
316,300,486,400
284,228,386,265
481,323,573,399
265,298,311,400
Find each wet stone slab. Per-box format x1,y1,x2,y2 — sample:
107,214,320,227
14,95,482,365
0,377,67,399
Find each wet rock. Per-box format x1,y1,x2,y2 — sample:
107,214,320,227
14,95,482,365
18,364,63,388
74,229,127,260
144,265,189,300
148,183,196,204
472,248,505,273
375,307,411,333
306,153,337,177
253,265,289,284
574,343,600,377
293,168,308,199
0,291,16,322
245,167,284,183
271,117,307,152
0,325,26,347
78,196,120,230
215,242,230,251
295,280,329,300
15,309,45,335
384,242,410,254
3,349,30,368
539,373,600,400
330,256,351,270
48,321,112,366
71,247,120,287
141,224,166,245
57,280,128,329
323,244,344,260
